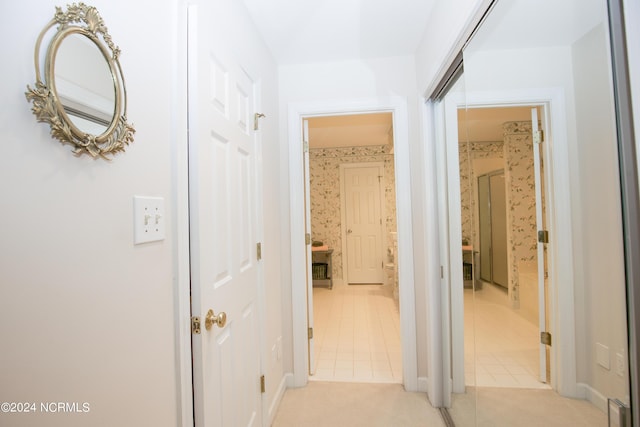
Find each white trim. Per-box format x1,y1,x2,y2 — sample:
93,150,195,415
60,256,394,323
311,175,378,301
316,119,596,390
443,92,466,395
439,87,578,398
339,162,386,285
174,2,193,426
422,100,445,407
577,383,609,413
417,376,429,393
288,96,418,391
267,375,289,426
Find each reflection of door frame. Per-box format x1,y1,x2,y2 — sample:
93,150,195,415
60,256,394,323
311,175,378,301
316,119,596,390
340,162,386,285
441,88,579,398
288,97,418,391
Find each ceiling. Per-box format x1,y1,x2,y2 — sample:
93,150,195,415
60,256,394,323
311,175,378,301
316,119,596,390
458,107,533,142
307,113,393,149
305,107,533,149
243,1,597,147
242,0,437,65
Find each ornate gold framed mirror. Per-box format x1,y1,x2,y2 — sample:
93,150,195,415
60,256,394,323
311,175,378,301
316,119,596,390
25,3,134,158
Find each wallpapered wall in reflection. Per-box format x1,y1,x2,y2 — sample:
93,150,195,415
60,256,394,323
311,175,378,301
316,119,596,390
309,145,397,280
459,121,537,305
504,121,538,307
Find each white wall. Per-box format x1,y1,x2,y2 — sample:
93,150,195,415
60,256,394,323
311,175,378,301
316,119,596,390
0,1,177,426
572,22,629,404
278,55,430,379
414,0,488,96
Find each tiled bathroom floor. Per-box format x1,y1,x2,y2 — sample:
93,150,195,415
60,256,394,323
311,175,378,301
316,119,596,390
465,283,551,389
310,281,402,383
311,279,548,389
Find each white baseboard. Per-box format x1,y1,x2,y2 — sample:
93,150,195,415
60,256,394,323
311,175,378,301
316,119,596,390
268,374,292,426
577,382,608,413
417,376,429,393
284,372,296,388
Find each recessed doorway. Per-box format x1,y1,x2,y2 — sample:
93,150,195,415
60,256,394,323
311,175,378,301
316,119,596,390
305,113,401,383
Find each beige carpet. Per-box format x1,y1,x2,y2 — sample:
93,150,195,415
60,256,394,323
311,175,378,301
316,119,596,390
449,387,608,427
272,381,445,427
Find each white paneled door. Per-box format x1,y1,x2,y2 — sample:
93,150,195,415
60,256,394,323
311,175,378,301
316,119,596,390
343,165,384,284
188,3,262,427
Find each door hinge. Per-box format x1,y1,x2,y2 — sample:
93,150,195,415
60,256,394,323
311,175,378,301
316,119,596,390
257,242,262,260
191,316,201,335
260,375,266,393
538,230,549,244
308,327,313,339
303,140,309,153
541,331,552,346
305,233,311,245
533,129,544,144
254,113,266,131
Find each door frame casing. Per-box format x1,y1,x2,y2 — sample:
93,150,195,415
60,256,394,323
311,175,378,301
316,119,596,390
340,162,386,285
288,96,418,390
439,88,579,398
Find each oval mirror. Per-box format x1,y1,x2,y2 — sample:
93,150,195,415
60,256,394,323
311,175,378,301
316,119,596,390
54,32,116,136
26,4,134,158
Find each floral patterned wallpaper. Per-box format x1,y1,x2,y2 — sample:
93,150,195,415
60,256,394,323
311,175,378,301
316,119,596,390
309,145,397,280
504,121,538,304
459,141,504,245
458,121,538,305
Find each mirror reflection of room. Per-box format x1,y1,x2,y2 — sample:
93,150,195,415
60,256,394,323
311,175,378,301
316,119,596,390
458,106,548,389
54,33,116,134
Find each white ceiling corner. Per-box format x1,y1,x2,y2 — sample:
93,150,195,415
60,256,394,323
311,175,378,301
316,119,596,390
242,0,437,65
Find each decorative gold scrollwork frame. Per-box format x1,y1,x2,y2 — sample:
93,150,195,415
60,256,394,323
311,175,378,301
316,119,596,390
25,3,134,158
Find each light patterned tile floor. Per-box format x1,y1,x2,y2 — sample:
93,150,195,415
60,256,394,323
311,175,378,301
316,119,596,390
464,283,551,390
310,281,402,383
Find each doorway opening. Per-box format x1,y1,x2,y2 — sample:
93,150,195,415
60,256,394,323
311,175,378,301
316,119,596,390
288,96,417,391
305,112,402,383
458,105,551,390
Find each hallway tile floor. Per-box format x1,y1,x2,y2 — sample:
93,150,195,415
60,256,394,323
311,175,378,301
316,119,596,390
465,283,550,389
311,281,402,383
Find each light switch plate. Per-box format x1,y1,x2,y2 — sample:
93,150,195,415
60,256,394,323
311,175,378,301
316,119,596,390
133,196,165,244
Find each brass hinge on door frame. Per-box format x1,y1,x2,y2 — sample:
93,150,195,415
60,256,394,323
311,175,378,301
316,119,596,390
305,233,311,245
308,327,314,339
538,230,549,244
257,242,262,260
541,331,552,346
260,375,266,393
533,129,544,144
191,316,201,335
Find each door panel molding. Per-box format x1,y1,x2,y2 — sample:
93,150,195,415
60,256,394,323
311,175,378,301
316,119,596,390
340,162,385,285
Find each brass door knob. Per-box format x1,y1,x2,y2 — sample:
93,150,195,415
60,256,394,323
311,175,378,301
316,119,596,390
205,309,227,330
